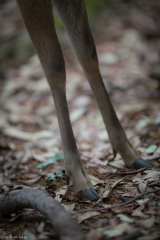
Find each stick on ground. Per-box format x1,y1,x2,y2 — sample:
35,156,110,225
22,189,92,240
0,188,85,240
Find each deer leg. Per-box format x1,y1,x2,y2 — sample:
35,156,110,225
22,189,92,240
17,0,99,200
54,0,153,169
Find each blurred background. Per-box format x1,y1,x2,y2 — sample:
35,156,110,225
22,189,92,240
0,0,160,78
0,0,160,165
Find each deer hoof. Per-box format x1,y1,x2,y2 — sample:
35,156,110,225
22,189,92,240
65,175,70,185
83,188,100,201
112,148,117,159
131,157,154,169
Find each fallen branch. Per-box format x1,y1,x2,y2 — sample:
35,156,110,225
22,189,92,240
0,189,84,240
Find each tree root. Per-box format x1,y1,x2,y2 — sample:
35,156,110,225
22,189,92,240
0,188,85,240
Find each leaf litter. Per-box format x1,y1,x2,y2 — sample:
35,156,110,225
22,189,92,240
0,1,160,240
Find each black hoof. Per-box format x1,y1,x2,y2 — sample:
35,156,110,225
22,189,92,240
131,157,154,169
65,175,70,185
90,187,100,198
113,148,117,159
83,188,100,201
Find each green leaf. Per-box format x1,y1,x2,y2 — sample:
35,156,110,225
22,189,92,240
36,152,63,169
145,145,157,155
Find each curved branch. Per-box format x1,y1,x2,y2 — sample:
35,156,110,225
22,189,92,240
0,189,84,240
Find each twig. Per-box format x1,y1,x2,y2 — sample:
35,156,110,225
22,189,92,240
112,187,160,208
79,188,160,212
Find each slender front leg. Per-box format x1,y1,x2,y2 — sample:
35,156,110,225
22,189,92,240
54,0,153,169
17,0,99,200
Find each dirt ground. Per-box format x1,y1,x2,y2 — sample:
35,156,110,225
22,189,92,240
0,1,160,240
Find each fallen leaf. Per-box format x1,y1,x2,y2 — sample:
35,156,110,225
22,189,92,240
103,223,133,237
32,154,46,162
99,167,117,173
3,128,53,141
143,170,160,180
101,204,111,209
23,230,37,240
78,211,100,223
103,189,110,199
109,160,125,169
136,197,149,205
69,203,75,212
136,117,152,131
99,52,119,65
15,172,42,184
139,182,146,193
70,108,86,122
73,96,91,107
142,153,160,160
111,177,125,189
132,210,149,218
55,187,67,196
138,215,155,229
92,158,108,166
103,229,122,237
87,229,102,240
97,131,109,142
37,222,45,233
61,204,70,213
145,145,157,155
89,175,104,186
38,232,51,239
55,195,62,203
117,214,134,223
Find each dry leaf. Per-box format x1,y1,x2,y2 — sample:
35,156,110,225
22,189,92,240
78,211,100,223
101,204,111,209
132,210,149,218
138,215,155,229
103,223,133,237
139,182,146,193
103,189,110,199
55,188,67,196
87,229,102,240
92,158,108,166
23,230,36,240
89,175,104,186
111,177,125,189
136,197,149,205
117,214,134,223
143,170,160,180
70,108,86,122
55,195,62,203
109,160,125,169
37,222,45,233
15,172,42,184
61,204,70,213
32,154,46,162
3,128,53,141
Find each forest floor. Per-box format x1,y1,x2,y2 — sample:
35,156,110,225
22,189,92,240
0,1,160,240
